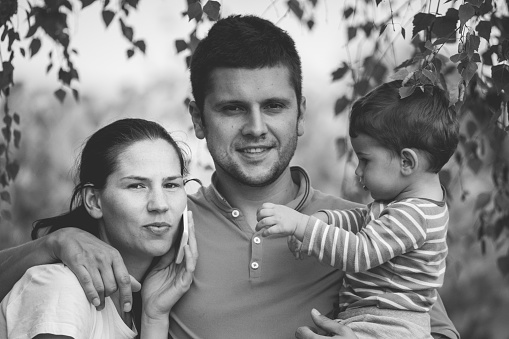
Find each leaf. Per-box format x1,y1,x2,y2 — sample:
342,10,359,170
497,254,509,276
187,1,202,21
476,20,492,41
6,161,19,180
389,68,409,81
307,19,314,30
375,0,382,5
80,0,96,8
134,40,146,53
120,19,133,41
72,88,80,101
466,120,477,137
331,63,350,81
127,48,135,58
401,27,406,39
175,39,188,53
13,130,20,148
26,24,38,38
466,0,483,6
13,113,20,124
334,96,350,116
46,63,53,73
1,127,10,142
379,23,387,36
399,86,416,99
58,69,72,85
422,69,437,84
29,38,41,57
102,10,115,27
348,27,357,41
459,4,475,26
20,47,25,57
353,79,370,96
288,0,304,19
344,7,354,19
0,191,11,204
412,13,435,37
491,64,509,94
0,144,5,156
474,192,492,210
54,88,66,103
450,52,467,62
1,210,12,221
432,9,458,41
335,137,347,157
203,1,220,21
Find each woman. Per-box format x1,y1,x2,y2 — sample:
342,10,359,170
0,118,198,338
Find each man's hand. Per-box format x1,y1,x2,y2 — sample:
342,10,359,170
295,309,358,339
255,203,309,240
50,227,137,312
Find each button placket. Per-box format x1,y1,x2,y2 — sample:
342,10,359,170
250,233,263,278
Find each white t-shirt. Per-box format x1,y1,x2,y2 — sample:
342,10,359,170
0,263,137,339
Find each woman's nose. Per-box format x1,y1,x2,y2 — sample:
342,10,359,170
147,188,169,212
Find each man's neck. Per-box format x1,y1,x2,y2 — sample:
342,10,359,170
215,167,299,230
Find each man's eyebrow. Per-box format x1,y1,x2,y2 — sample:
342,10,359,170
121,175,183,181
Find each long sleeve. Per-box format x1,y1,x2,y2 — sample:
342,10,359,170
302,201,429,273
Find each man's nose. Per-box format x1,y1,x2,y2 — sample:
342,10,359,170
242,109,268,137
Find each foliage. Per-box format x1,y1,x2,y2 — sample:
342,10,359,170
290,0,509,275
1,0,508,276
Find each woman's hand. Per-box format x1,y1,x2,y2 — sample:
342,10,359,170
141,210,198,326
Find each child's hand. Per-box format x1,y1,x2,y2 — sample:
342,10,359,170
255,203,309,240
288,235,304,260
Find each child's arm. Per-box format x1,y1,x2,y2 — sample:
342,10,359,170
255,203,310,240
302,201,430,272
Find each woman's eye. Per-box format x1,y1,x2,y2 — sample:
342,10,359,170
128,183,145,189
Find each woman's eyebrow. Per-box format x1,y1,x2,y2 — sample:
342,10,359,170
121,175,183,181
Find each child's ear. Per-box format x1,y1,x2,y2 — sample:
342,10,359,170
400,148,418,175
83,185,103,220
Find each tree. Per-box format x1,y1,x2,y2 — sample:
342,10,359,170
1,0,508,275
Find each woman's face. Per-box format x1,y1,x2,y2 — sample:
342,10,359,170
95,138,187,259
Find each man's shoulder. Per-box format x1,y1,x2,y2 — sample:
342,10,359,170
304,188,363,213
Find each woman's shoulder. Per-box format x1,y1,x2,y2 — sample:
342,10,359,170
6,263,88,307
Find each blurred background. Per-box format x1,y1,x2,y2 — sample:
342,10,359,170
1,0,508,338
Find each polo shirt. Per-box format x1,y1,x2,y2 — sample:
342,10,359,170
168,166,459,339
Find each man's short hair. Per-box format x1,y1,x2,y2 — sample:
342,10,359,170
190,15,302,112
349,80,459,173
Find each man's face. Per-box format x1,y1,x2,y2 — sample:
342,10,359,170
190,66,305,187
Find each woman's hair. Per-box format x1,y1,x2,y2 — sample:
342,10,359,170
32,118,189,240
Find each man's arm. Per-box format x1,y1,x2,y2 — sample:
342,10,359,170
430,294,460,339
0,228,134,312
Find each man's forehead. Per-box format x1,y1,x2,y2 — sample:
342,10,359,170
205,66,296,102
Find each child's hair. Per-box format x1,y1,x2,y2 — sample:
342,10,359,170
190,15,302,115
349,80,459,173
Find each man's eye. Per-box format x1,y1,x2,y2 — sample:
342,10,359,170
223,106,244,113
265,103,284,111
128,183,145,189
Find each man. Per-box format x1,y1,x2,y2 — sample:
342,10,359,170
0,15,459,339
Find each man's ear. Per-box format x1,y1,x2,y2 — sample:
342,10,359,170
83,185,103,220
297,96,306,137
189,101,206,140
400,148,418,175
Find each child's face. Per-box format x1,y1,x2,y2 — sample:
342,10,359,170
351,134,404,201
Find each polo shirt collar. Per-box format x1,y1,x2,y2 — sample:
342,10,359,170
203,166,314,212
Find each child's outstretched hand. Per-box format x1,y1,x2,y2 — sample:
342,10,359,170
255,203,309,240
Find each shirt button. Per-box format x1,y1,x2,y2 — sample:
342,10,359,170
253,237,261,244
251,262,259,270
232,209,240,218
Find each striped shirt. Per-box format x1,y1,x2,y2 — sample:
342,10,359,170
301,197,448,313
